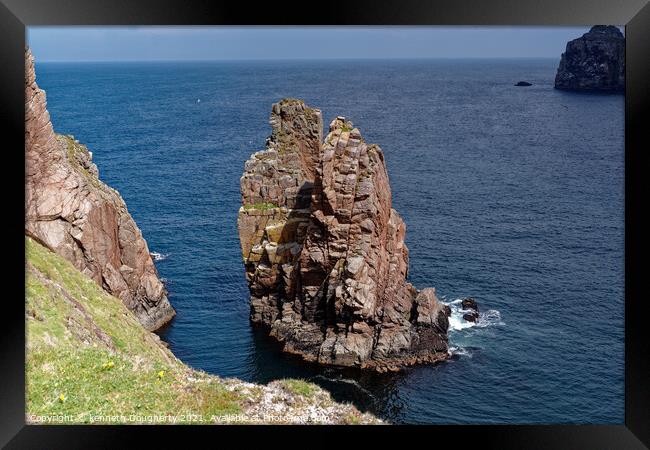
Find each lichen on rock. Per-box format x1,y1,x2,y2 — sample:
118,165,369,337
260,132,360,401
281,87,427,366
238,99,451,372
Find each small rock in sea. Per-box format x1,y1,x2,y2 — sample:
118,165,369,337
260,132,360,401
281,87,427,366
461,297,479,323
463,312,479,323
515,81,533,86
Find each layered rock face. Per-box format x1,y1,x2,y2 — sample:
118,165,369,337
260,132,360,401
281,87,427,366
238,99,450,371
554,25,625,92
25,48,175,331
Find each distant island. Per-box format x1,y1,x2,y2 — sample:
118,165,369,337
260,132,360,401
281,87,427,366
554,25,625,92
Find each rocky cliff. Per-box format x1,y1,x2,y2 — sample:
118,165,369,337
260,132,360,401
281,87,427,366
238,99,451,372
554,25,625,92
25,48,175,331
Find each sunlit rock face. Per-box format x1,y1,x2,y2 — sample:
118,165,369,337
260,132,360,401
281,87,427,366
25,48,175,331
238,99,450,372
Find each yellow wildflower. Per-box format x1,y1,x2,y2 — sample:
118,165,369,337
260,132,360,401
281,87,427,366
157,370,165,380
102,360,115,370
58,393,66,402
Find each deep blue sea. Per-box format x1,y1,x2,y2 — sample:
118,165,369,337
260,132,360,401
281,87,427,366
37,58,624,424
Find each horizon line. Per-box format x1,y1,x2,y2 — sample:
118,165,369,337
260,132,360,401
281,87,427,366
35,56,561,64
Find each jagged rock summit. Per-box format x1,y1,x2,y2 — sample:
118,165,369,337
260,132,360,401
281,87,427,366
25,48,175,331
238,99,451,372
554,25,625,92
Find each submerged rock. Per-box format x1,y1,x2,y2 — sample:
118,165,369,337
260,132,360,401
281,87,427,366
515,81,532,86
238,99,451,372
25,48,175,331
554,25,624,92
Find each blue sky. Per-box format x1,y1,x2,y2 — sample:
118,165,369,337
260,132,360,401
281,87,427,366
27,26,601,62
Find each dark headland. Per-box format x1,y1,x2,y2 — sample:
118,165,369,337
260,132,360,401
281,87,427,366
554,25,625,92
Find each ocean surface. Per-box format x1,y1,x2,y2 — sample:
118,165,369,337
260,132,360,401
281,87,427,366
36,58,625,424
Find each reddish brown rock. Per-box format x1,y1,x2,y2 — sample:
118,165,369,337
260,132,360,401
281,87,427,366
25,48,175,331
238,100,450,371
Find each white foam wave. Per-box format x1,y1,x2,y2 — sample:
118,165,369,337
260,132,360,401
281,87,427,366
449,313,477,331
311,375,376,400
444,298,505,331
151,251,169,261
448,346,473,358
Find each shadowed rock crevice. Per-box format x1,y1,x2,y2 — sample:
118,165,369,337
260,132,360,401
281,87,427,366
238,99,451,372
25,48,175,331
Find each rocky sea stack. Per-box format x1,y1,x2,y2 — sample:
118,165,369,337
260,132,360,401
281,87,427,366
237,99,452,372
24,52,379,424
554,25,625,92
25,48,175,331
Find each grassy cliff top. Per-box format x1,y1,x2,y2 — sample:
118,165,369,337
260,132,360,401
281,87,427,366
25,237,380,424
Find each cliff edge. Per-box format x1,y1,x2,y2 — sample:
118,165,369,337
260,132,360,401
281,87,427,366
25,48,175,331
554,25,625,92
26,237,379,424
238,99,451,372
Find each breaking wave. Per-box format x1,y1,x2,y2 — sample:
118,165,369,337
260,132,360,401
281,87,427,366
444,298,505,331
151,251,169,261
448,346,473,358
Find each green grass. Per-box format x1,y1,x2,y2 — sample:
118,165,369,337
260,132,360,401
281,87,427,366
25,236,379,424
243,202,279,211
279,379,318,398
344,412,362,424
26,237,243,423
60,135,103,189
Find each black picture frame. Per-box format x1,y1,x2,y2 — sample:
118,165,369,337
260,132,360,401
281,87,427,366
1,0,648,447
